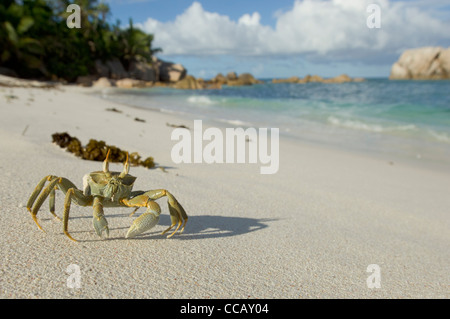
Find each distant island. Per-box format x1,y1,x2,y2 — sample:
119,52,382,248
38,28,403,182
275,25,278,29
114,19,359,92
272,74,365,84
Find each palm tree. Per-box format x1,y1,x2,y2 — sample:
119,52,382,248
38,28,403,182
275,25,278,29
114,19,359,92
0,0,46,77
119,18,162,68
97,1,110,23
0,0,162,81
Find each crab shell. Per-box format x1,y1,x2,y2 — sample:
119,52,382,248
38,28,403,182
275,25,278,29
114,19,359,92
83,171,137,202
82,151,137,202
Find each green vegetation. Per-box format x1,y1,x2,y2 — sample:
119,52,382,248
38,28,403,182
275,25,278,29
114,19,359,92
0,0,161,81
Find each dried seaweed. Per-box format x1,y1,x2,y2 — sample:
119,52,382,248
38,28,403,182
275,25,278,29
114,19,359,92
51,132,155,169
105,107,122,113
166,122,189,130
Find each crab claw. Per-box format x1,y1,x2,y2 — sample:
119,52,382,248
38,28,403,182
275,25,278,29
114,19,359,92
93,215,109,238
126,201,161,238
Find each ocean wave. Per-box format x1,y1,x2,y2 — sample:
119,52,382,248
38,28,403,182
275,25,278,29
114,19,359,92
187,95,217,106
327,116,416,133
427,130,450,143
159,108,176,114
216,118,254,127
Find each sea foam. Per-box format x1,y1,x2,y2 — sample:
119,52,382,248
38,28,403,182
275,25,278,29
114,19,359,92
327,116,416,133
187,95,216,106
427,130,450,143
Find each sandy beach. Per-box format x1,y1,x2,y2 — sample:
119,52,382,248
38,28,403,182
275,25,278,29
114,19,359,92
0,83,449,299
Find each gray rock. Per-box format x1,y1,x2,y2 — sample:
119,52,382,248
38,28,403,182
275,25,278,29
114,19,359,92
154,57,186,82
0,67,18,77
95,58,128,79
389,47,450,80
94,60,109,78
128,60,158,82
76,75,97,87
106,58,128,79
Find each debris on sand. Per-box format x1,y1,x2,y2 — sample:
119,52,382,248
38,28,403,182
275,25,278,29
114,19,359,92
51,132,155,169
166,122,189,130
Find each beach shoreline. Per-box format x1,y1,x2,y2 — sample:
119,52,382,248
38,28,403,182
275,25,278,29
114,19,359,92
0,84,449,298
89,81,450,176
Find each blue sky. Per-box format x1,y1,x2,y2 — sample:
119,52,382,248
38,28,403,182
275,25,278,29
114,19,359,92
104,0,450,79
107,0,297,27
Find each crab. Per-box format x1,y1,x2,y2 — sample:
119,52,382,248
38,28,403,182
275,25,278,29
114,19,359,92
26,149,188,242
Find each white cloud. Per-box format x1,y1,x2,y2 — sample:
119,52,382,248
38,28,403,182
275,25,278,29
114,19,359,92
238,12,261,26
137,0,450,63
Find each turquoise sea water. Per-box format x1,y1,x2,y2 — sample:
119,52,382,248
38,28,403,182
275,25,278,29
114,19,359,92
98,78,450,167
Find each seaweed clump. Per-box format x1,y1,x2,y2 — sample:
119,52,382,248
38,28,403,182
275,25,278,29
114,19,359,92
51,132,155,169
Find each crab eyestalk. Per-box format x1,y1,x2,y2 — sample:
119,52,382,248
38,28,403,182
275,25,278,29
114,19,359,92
101,151,130,201
103,149,112,177
119,152,129,178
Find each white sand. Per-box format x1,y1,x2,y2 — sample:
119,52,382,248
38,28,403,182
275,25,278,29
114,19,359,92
0,83,449,299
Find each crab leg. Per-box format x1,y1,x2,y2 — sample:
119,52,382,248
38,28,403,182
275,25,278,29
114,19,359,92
62,188,93,242
127,191,145,217
163,190,188,237
27,176,88,233
27,176,61,231
92,196,109,239
49,186,60,221
27,175,57,215
122,189,187,238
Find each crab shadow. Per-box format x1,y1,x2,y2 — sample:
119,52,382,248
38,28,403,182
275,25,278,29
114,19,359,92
52,212,275,242
129,214,276,241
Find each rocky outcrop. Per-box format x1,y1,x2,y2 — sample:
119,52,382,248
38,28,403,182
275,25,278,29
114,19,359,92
227,73,263,86
95,58,129,80
87,58,261,90
94,60,110,78
94,58,159,83
90,57,176,88
169,71,262,90
0,67,18,77
76,75,97,87
92,77,114,88
3,54,188,88
208,71,262,87
389,47,450,80
92,77,154,88
226,71,238,81
303,75,324,83
173,75,203,90
272,76,300,84
213,73,228,85
322,74,352,83
116,78,152,89
128,60,158,82
106,58,128,79
272,74,364,84
153,57,187,82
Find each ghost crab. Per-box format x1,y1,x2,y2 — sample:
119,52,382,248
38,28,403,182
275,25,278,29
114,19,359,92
26,149,188,242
